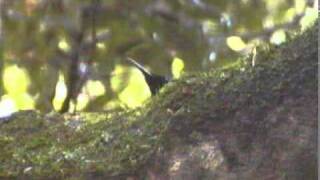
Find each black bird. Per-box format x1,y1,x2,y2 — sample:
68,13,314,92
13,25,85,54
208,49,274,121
126,57,169,95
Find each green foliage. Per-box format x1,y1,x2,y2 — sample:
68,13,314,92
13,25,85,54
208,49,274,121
0,0,317,113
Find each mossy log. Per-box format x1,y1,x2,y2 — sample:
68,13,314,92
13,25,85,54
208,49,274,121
0,22,317,180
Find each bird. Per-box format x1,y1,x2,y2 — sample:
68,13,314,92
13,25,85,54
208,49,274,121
126,57,169,95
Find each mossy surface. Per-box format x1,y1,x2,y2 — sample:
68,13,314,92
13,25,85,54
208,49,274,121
0,22,317,179
0,109,169,179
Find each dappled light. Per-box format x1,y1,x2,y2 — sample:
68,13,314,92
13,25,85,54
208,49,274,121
1,65,34,115
0,95,17,117
270,30,286,45
117,68,151,108
3,65,30,95
111,65,151,108
226,36,246,51
0,0,316,115
0,0,317,179
52,73,67,111
171,57,184,79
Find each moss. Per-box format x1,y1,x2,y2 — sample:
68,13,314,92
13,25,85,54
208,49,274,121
0,106,171,179
0,21,317,179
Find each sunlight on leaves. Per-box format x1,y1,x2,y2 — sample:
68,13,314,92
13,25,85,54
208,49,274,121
0,95,17,117
226,36,246,51
73,94,89,111
85,80,105,97
294,0,306,14
118,69,150,108
96,43,106,50
3,65,30,95
265,0,286,13
284,8,297,22
110,65,150,108
270,30,286,45
66,81,106,111
111,65,127,91
53,73,67,110
1,65,34,113
13,93,34,109
171,57,184,79
58,39,70,52
263,16,275,28
300,7,318,31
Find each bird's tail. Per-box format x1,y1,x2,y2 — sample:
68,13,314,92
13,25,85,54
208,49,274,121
126,57,151,76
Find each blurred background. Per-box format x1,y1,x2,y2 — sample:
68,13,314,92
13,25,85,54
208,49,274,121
0,0,317,116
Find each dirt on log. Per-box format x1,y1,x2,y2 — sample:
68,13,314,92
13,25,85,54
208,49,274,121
0,22,317,179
